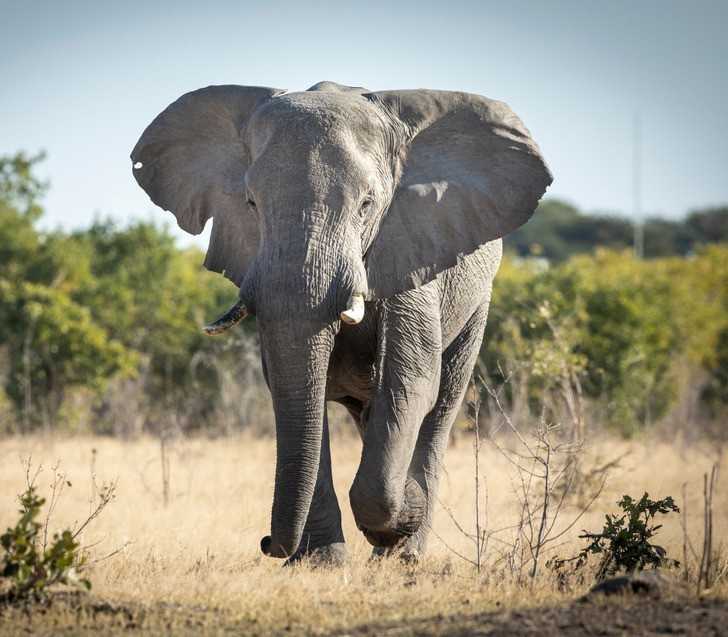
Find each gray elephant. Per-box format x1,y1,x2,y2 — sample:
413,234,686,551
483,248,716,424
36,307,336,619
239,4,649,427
131,81,551,563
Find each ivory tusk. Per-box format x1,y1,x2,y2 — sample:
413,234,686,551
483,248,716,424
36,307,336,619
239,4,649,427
340,294,365,325
202,300,248,335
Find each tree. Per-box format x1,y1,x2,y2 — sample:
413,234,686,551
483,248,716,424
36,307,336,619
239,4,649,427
0,153,133,431
506,198,728,261
481,247,728,435
686,206,728,245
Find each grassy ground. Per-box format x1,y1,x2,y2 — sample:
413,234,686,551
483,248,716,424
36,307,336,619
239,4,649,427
0,431,725,635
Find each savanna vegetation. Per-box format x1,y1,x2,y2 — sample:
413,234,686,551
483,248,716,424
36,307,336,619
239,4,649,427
508,197,728,261
1,151,727,634
1,151,726,442
0,435,726,635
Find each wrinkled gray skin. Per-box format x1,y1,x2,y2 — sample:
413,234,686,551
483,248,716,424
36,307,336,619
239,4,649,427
131,81,552,563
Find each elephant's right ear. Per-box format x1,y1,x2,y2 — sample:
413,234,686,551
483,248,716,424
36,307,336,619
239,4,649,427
131,85,285,286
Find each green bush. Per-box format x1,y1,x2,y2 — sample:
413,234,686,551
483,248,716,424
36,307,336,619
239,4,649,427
483,246,728,435
1,486,90,602
549,493,680,582
0,152,247,434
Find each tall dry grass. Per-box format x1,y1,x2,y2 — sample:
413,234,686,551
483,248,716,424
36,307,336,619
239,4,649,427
0,429,725,634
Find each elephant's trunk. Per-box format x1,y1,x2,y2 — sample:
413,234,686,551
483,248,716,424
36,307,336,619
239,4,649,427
260,324,335,558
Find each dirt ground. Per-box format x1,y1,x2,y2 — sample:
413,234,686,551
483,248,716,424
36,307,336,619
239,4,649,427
1,592,727,636
346,597,728,636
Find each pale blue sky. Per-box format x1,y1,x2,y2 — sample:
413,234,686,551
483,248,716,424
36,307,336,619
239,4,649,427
2,0,726,248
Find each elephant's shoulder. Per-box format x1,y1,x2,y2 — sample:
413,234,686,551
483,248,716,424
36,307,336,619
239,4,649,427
436,239,502,332
438,239,503,292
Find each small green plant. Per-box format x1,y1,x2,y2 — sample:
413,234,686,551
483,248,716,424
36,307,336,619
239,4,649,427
550,492,680,583
1,485,90,602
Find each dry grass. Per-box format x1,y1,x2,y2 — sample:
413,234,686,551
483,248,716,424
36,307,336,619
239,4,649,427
0,429,726,635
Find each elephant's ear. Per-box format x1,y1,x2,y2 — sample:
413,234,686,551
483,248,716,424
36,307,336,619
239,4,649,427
363,90,552,298
131,85,285,286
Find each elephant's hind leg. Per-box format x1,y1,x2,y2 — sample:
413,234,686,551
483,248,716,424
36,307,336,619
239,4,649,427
402,302,490,559
285,409,346,566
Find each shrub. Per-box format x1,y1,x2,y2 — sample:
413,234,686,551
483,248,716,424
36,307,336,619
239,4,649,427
1,485,90,602
483,246,728,435
550,493,680,582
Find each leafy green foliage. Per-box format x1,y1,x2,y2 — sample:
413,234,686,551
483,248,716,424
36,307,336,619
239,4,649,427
0,279,134,419
0,152,241,433
699,326,728,438
0,152,47,220
483,247,728,434
1,486,90,601
1,151,727,436
550,493,680,582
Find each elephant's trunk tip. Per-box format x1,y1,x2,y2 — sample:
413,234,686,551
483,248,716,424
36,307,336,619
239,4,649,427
340,294,365,325
202,299,249,335
260,535,294,559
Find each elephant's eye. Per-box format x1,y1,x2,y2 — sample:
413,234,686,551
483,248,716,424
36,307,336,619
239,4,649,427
246,195,257,211
359,197,374,215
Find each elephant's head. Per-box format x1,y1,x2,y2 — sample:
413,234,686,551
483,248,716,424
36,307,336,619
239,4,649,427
131,81,551,558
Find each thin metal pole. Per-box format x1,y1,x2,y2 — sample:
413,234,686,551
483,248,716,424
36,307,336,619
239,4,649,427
633,113,644,258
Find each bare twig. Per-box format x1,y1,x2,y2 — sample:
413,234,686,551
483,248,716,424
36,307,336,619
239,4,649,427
473,392,483,572
42,461,68,551
21,454,41,492
73,480,118,540
697,464,718,594
429,527,479,568
680,482,699,582
529,436,551,578
86,541,134,567
540,475,606,546
160,431,171,507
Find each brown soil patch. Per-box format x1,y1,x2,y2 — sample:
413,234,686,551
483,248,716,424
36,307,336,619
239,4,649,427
2,594,726,636
339,597,728,636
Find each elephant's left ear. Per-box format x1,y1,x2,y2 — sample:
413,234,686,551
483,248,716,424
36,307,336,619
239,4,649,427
363,90,552,299
131,85,285,286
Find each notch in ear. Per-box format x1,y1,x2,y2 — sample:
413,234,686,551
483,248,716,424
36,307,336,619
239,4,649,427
130,85,285,286
363,90,553,299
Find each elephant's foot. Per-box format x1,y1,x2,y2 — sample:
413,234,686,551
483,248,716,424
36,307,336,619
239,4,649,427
284,542,347,568
370,544,420,564
392,528,429,562
357,477,426,550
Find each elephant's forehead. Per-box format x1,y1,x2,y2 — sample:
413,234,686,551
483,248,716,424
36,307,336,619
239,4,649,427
247,92,384,151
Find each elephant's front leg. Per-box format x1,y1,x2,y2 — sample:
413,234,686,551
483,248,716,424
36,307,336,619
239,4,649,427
349,289,442,550
285,410,346,566
402,302,490,559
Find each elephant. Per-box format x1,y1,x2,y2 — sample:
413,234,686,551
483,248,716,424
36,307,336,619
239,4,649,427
131,81,552,564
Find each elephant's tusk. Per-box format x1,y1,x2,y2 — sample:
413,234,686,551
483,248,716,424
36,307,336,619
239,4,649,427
340,294,365,325
202,300,249,335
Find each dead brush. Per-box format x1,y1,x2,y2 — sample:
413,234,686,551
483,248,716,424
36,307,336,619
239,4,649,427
482,382,605,583
434,369,606,585
681,463,727,594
